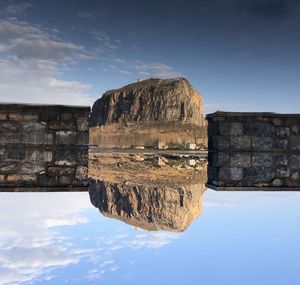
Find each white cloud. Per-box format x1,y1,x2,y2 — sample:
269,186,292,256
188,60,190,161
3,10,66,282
78,12,93,19
0,193,90,285
0,58,92,105
0,192,182,285
90,30,121,52
0,19,93,105
103,58,180,79
4,2,32,14
132,60,180,78
0,19,86,61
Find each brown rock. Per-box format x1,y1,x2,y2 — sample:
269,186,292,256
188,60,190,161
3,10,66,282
90,77,203,127
89,179,205,232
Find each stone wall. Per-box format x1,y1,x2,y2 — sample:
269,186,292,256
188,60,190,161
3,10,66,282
206,112,300,190
0,104,90,191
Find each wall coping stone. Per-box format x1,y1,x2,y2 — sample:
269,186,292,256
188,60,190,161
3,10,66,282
0,103,90,111
206,111,300,118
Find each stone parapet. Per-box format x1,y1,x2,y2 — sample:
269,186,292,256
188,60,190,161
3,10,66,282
206,112,300,190
0,104,89,189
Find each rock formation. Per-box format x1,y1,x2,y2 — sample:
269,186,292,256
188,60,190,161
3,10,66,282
89,179,205,232
90,77,203,127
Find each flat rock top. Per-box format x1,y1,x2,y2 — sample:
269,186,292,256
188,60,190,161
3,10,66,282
105,77,191,94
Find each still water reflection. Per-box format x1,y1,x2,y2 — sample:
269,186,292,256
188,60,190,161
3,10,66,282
1,190,300,285
89,179,205,232
1,153,300,285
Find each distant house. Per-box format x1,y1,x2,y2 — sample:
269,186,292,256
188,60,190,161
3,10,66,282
135,146,145,150
186,143,196,150
158,141,168,149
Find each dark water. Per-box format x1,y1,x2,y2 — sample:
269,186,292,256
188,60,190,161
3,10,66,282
1,186,300,285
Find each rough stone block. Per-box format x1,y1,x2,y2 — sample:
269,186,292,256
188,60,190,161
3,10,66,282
208,124,218,136
0,113,7,120
219,122,243,136
77,150,88,165
290,154,300,170
230,153,251,167
0,148,5,160
244,122,274,137
213,136,229,150
275,166,290,178
38,174,57,186
290,136,300,151
40,111,57,122
291,171,300,181
272,179,283,187
9,112,39,121
208,166,218,181
26,132,53,144
272,118,282,126
274,154,289,167
275,127,290,138
30,150,53,162
0,162,20,172
0,175,5,182
291,125,299,135
56,131,77,144
243,167,274,181
47,166,74,176
54,150,77,166
7,148,26,160
22,122,46,132
230,136,251,150
77,132,89,145
252,153,273,167
60,112,74,121
212,152,229,167
0,121,18,132
252,137,273,151
49,121,76,131
219,167,243,181
58,175,73,185
274,138,289,151
75,166,88,180
7,174,37,184
20,162,45,174
77,118,89,131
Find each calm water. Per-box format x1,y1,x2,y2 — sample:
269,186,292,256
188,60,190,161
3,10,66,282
1,189,300,285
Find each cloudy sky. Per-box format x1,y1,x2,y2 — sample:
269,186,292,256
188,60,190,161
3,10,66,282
1,190,300,285
0,0,299,113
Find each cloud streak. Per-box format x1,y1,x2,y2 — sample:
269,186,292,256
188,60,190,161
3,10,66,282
0,192,181,285
0,18,93,105
4,2,32,15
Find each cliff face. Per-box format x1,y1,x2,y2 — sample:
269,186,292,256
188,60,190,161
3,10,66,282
90,78,203,127
89,179,205,232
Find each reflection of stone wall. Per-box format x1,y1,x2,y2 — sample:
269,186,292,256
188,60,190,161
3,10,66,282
89,179,205,232
0,104,89,190
207,112,300,190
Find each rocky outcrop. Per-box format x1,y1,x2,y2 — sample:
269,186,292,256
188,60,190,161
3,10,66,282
90,78,203,127
89,179,205,232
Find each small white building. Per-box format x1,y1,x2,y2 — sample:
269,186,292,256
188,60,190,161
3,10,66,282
186,143,196,150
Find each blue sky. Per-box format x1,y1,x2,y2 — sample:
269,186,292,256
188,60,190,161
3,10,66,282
0,0,299,113
1,190,300,285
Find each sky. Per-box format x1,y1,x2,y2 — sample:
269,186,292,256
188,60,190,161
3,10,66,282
0,0,300,113
0,190,300,285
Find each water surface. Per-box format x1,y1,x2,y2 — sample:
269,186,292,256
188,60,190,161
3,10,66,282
0,190,299,285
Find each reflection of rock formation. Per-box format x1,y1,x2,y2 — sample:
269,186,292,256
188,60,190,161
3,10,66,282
89,179,205,232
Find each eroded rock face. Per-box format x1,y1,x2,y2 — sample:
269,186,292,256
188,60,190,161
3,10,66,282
90,78,203,127
89,179,205,232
